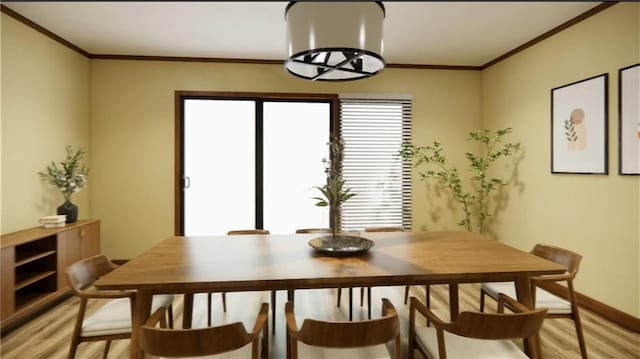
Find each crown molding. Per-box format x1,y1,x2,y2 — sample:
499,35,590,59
1,2,620,71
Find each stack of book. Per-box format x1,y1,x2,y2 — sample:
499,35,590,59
39,215,66,228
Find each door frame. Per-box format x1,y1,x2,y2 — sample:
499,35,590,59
174,91,339,235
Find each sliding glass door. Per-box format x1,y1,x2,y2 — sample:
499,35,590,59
180,94,333,236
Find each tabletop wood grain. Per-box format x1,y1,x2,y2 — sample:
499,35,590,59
95,230,566,358
95,231,565,293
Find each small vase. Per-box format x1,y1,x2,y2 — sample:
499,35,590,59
329,204,340,238
57,199,78,223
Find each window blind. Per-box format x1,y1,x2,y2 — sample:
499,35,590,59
339,98,412,230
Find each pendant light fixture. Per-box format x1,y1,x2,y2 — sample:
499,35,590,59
284,2,385,81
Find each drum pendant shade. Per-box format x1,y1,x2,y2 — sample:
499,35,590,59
284,2,385,81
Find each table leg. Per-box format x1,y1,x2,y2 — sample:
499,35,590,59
130,289,152,359
448,283,459,321
183,293,194,329
515,276,540,358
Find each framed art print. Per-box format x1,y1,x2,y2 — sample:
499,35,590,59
619,63,640,175
551,74,608,174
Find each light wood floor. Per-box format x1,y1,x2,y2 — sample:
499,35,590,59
1,284,638,358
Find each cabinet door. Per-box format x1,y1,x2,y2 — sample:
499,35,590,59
57,229,80,291
79,221,100,259
1,248,15,319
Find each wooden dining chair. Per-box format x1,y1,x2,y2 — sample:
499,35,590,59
227,229,271,235
285,298,401,359
409,294,548,359
479,244,587,358
295,228,332,234
206,230,272,328
140,303,269,359
65,255,174,359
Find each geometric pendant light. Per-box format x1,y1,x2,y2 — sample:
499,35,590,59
284,1,385,81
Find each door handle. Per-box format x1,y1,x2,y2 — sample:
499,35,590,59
184,176,191,189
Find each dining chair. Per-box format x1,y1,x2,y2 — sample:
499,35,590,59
65,255,174,359
227,229,271,235
409,294,548,359
285,298,401,359
207,230,272,329
479,244,587,358
140,303,269,359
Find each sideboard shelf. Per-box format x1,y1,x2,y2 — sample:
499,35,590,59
1,219,101,333
15,250,57,267
14,271,57,290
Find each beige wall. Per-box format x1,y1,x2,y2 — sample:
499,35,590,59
1,14,90,234
2,3,638,317
89,60,481,257
482,3,640,316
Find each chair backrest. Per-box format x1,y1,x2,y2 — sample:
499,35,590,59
227,229,270,235
140,307,266,358
65,254,118,292
445,308,548,340
295,228,331,234
364,227,404,232
286,298,400,348
531,244,582,278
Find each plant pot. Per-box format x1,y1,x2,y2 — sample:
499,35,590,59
57,200,78,223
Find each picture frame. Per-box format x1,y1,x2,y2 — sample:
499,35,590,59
618,63,640,175
551,74,608,174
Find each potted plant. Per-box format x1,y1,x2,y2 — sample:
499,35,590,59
401,128,520,234
313,136,356,238
38,145,89,223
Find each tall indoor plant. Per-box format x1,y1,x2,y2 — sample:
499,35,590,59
401,128,520,234
313,136,356,238
38,145,89,223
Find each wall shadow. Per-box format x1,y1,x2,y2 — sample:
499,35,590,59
484,147,526,239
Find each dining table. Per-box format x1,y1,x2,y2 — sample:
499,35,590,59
94,230,566,358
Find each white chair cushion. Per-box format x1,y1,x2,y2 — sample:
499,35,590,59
296,342,391,358
82,294,174,337
415,326,528,359
482,282,571,314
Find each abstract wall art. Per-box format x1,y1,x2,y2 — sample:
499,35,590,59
551,74,608,174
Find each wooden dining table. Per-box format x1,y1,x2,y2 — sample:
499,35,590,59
94,230,566,358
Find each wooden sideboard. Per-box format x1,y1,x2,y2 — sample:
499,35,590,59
0,219,100,332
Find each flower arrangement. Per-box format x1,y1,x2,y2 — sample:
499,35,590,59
38,145,89,201
313,136,356,237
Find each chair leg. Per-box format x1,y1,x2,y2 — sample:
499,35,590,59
404,285,410,304
207,293,212,326
360,287,365,306
287,289,294,305
336,287,342,307
68,298,86,359
426,285,431,308
479,288,486,312
167,304,174,328
425,285,432,327
367,287,372,319
222,292,227,312
271,290,277,335
574,310,588,358
348,287,353,320
102,340,111,359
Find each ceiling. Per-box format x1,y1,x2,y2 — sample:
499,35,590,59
3,2,604,67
